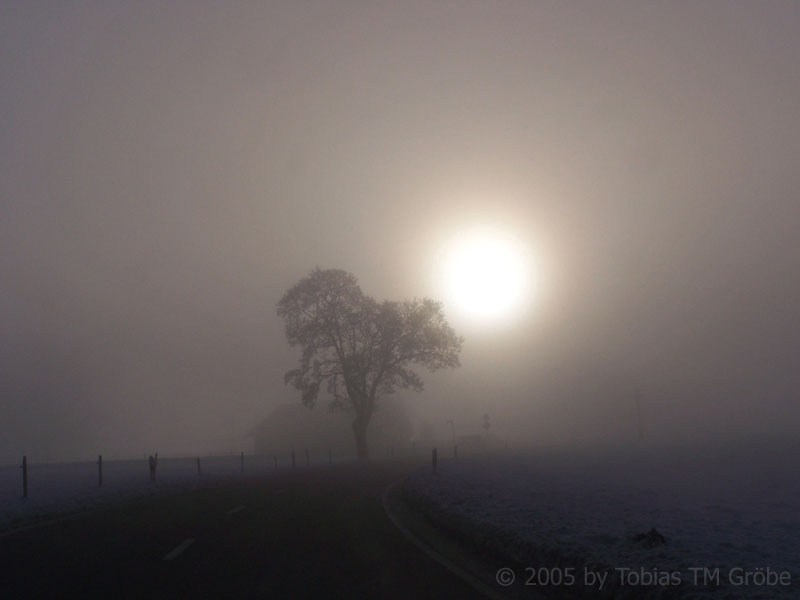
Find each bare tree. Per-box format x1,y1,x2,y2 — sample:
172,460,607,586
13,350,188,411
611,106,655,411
277,268,462,460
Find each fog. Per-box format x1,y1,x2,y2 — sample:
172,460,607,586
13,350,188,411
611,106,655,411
2,1,799,463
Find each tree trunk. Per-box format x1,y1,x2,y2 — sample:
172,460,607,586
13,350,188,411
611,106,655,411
352,416,369,460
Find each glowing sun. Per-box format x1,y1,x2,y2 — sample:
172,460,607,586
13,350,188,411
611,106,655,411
438,226,533,322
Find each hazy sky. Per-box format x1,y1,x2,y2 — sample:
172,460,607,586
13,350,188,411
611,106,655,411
2,1,799,461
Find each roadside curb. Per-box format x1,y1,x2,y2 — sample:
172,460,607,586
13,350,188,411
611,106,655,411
382,477,511,600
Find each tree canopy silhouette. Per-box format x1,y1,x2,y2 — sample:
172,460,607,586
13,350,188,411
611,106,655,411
277,268,462,459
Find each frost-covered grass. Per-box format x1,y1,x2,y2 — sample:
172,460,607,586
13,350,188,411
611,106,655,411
0,454,293,530
403,437,800,599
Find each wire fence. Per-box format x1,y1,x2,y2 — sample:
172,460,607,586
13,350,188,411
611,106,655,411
0,450,359,528
0,438,505,529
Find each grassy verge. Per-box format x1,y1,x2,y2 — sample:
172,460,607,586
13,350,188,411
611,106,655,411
393,474,694,600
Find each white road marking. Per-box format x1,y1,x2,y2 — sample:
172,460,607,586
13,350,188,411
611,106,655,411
163,538,195,561
227,505,245,515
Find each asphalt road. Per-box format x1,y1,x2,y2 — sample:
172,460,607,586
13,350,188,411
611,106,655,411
0,459,486,599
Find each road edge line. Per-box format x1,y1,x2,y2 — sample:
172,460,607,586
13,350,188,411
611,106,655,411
163,537,195,561
382,478,508,600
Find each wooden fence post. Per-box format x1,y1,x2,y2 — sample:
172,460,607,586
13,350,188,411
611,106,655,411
21,455,28,498
240,451,244,473
149,453,158,481
432,448,437,474
196,457,202,476
98,454,103,487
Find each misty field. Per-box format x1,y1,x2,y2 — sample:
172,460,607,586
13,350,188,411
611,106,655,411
404,438,800,599
0,453,295,529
